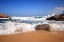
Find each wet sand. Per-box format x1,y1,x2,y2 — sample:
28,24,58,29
0,30,64,42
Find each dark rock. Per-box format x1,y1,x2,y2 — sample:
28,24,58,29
35,24,54,32
46,13,64,21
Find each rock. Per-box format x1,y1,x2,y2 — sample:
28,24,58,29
0,14,10,18
35,24,54,32
46,13,64,21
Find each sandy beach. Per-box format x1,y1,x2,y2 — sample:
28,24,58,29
0,30,64,42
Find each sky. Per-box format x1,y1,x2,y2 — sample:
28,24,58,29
0,0,64,16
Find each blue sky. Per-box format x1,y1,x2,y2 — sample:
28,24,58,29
0,0,64,16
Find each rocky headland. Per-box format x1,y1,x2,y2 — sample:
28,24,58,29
0,14,10,18
46,13,64,21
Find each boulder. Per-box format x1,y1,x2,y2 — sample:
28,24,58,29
35,24,54,32
0,14,10,18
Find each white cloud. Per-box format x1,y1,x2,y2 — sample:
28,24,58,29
50,7,64,15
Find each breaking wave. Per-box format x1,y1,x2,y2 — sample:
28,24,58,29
0,14,64,34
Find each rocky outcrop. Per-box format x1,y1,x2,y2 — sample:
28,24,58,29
46,13,64,21
35,24,54,32
0,14,10,18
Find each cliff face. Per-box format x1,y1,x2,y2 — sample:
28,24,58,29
0,14,10,18
46,13,64,21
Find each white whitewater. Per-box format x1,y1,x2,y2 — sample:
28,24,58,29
0,21,36,34
11,15,50,20
0,14,64,34
0,21,64,34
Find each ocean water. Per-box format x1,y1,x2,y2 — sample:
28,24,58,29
0,16,64,35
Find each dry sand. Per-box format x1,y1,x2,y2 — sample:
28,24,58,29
0,30,64,42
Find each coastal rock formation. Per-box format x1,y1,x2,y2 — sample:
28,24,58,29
35,24,54,32
0,14,10,18
46,13,64,21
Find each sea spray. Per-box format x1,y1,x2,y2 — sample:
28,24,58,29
0,21,36,34
50,23,64,31
0,21,16,34
15,23,35,32
0,20,64,34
